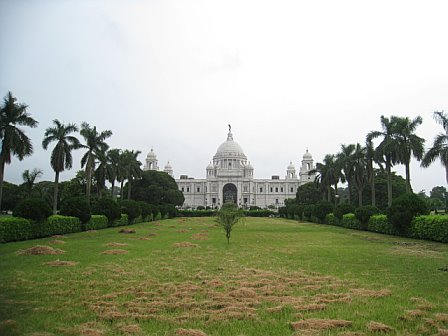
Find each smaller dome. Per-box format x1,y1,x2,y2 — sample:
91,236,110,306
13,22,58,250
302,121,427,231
287,161,295,170
147,148,157,158
206,161,214,169
303,149,312,159
164,161,172,170
246,161,253,169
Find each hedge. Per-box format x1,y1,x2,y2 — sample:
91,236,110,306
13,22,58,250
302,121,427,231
325,213,339,226
84,215,108,230
410,215,448,243
0,217,35,243
341,213,362,230
111,214,129,227
244,210,275,217
368,214,397,235
44,215,82,236
178,210,217,217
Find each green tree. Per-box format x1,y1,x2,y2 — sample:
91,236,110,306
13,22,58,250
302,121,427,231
393,116,425,193
337,144,355,205
42,119,80,214
21,168,43,197
421,111,448,184
216,202,243,244
121,149,142,200
367,116,399,207
312,154,339,202
351,143,368,206
79,122,112,203
105,148,122,199
296,182,321,205
0,92,38,210
429,186,447,211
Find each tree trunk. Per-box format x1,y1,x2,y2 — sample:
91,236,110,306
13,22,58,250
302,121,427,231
386,161,392,207
334,182,338,206
327,187,331,202
371,171,376,207
53,171,59,215
446,165,448,185
86,167,92,203
347,180,352,205
120,180,124,200
0,161,5,211
111,180,115,199
405,162,411,193
358,188,363,207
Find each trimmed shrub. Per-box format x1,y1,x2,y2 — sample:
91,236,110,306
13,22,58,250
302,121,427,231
84,215,108,230
137,201,152,221
178,210,216,217
0,217,34,243
154,212,162,221
196,206,205,210
60,196,91,224
120,200,142,223
388,193,429,235
91,198,121,225
355,205,380,230
44,215,82,236
334,203,356,221
244,210,275,217
160,204,177,218
303,205,314,221
112,213,129,227
368,214,396,235
325,213,339,226
278,206,287,218
410,215,448,243
13,198,52,222
313,201,334,223
341,213,362,230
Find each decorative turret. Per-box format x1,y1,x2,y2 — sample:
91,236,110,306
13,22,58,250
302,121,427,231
206,161,215,177
144,148,159,171
299,149,315,184
164,161,173,177
286,161,297,179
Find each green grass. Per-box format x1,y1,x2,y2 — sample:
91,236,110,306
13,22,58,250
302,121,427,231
0,217,447,335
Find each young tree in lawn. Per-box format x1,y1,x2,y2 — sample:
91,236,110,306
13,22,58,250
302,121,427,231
216,202,243,244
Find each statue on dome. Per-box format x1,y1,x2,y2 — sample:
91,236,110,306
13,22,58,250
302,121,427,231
228,124,231,132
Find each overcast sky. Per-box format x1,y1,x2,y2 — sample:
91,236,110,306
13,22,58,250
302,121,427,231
1,0,447,194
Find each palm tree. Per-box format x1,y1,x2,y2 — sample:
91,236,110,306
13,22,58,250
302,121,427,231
105,149,122,199
351,143,368,206
367,116,399,207
94,152,108,198
393,116,425,193
22,168,43,196
0,92,38,210
422,111,448,184
42,119,80,214
80,122,112,203
121,149,142,199
337,144,355,204
365,138,383,207
312,154,337,202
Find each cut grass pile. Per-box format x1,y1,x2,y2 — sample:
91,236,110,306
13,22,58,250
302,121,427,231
0,217,447,335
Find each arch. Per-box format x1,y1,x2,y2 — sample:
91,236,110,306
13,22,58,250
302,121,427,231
223,183,237,204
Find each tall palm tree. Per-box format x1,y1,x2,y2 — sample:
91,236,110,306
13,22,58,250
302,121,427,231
337,144,355,205
365,138,383,207
22,168,43,196
80,122,112,203
0,92,38,210
367,116,399,207
94,152,108,198
42,119,80,214
106,148,122,199
312,154,337,202
422,111,448,184
121,149,142,200
351,143,368,206
392,116,424,193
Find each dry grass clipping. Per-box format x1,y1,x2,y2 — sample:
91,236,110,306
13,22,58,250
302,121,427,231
175,328,208,336
367,321,393,333
105,242,128,247
290,318,352,330
173,242,199,248
48,239,65,244
435,313,448,322
117,323,142,334
43,260,78,267
147,233,157,237
101,249,128,255
438,329,448,336
17,245,65,256
119,228,136,234
351,288,391,297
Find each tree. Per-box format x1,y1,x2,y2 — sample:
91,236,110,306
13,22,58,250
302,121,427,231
42,119,80,214
0,92,38,210
21,168,43,196
393,116,425,193
296,182,321,205
312,154,339,202
429,186,447,211
105,148,122,199
337,144,355,205
421,111,448,184
216,203,243,244
121,149,142,199
367,116,399,207
79,122,112,203
351,143,368,206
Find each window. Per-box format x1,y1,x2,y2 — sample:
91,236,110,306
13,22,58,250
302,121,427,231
281,187,283,192
275,199,279,205
197,187,200,192
260,187,263,193
181,187,184,192
243,198,248,204
243,185,248,192
212,198,216,204
270,187,273,192
275,187,278,192
290,187,293,193
187,187,190,192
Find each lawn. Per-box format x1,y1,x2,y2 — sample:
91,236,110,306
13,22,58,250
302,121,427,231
0,217,447,335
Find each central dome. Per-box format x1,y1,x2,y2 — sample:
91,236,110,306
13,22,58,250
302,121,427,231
214,131,247,160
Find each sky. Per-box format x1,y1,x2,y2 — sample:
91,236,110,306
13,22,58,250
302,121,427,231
1,0,447,194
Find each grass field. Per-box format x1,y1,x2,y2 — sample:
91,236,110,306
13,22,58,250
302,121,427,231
0,217,447,335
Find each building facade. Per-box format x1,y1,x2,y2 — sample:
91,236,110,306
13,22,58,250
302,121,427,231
144,128,316,209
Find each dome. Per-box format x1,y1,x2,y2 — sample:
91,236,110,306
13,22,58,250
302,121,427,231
164,161,172,170
214,131,247,159
287,161,295,170
303,149,312,159
206,161,214,169
147,148,157,158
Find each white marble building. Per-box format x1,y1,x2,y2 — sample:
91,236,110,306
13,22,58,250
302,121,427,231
144,128,316,209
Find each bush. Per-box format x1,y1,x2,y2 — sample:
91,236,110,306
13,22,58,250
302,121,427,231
410,215,448,243
160,204,177,218
44,215,82,236
368,214,396,235
91,198,121,224
388,193,429,235
137,201,152,221
112,213,129,227
325,213,339,226
13,198,52,222
178,210,217,217
196,206,205,210
355,205,379,229
120,200,141,223
84,215,108,230
244,210,275,217
303,205,314,221
313,201,334,222
334,203,356,221
341,213,362,230
60,196,91,224
0,217,35,243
